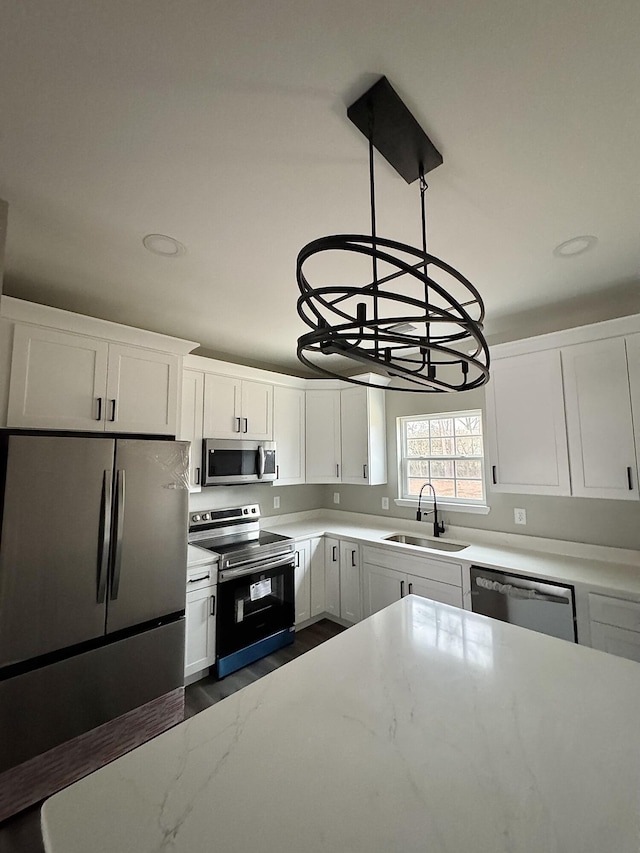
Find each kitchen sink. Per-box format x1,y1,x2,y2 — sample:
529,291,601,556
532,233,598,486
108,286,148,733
384,533,469,553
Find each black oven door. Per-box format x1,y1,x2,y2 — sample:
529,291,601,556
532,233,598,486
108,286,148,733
217,555,295,658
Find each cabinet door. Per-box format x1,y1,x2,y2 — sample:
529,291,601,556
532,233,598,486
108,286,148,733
7,324,108,431
562,338,638,500
310,537,326,617
185,586,217,677
241,380,273,440
406,574,463,608
362,563,403,619
105,345,178,435
340,386,387,485
273,386,305,484
324,537,340,617
306,390,341,483
339,541,361,624
590,621,640,664
486,351,570,496
203,374,241,437
340,387,369,483
294,540,311,626
179,370,204,491
624,334,640,492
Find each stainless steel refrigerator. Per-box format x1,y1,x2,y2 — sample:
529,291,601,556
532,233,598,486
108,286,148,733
0,433,189,777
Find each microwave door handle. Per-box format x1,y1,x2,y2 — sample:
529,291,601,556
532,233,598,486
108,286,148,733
110,469,126,600
257,445,265,480
97,469,112,603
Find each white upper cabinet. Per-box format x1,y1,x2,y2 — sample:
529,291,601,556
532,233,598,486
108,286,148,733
104,344,178,435
305,385,387,485
486,350,571,496
562,338,638,500
340,386,387,485
305,389,342,483
178,369,205,491
273,385,305,485
203,374,273,440
8,325,178,435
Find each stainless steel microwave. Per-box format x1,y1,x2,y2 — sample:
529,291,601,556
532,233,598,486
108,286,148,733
202,439,277,486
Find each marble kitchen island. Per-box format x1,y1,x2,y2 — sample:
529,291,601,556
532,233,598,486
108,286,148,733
42,597,640,852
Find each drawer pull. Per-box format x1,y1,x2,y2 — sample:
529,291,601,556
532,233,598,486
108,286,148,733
400,580,405,597
332,545,337,562
210,594,216,616
627,466,633,490
492,465,497,485
188,574,210,584
351,549,356,567
408,582,413,594
95,397,103,421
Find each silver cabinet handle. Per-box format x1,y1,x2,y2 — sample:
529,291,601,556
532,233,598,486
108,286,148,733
95,397,103,421
627,466,633,490
400,580,405,597
110,469,125,600
351,549,356,567
210,594,216,617
188,574,210,584
109,399,117,422
236,417,241,432
97,469,112,603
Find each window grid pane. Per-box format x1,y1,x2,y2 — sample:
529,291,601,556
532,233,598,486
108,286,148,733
400,410,485,504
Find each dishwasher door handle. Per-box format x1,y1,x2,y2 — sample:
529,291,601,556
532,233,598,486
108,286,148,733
475,575,570,604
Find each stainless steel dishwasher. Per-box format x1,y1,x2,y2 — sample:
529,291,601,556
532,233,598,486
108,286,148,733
470,566,577,642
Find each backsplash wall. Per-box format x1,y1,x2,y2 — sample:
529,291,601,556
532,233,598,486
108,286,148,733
188,483,325,517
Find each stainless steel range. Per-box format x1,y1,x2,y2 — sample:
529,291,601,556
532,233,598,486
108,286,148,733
188,505,295,678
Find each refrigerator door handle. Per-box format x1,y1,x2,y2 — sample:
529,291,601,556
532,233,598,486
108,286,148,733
110,469,126,600
97,469,112,603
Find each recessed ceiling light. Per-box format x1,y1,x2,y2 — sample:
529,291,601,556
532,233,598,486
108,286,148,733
142,233,186,257
553,235,597,258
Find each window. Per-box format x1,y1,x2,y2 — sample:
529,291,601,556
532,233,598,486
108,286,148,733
397,410,486,506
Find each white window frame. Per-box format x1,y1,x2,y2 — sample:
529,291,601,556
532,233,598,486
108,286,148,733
395,409,490,515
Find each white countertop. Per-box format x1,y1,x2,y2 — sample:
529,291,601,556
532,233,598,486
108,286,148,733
261,511,640,596
42,596,640,852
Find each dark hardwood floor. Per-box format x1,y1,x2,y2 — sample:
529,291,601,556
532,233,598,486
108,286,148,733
0,619,345,853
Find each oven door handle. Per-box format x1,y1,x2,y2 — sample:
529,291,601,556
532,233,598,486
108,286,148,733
219,553,294,581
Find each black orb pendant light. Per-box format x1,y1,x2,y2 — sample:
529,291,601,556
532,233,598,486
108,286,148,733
296,77,490,392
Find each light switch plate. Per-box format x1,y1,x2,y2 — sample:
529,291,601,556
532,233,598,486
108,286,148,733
381,497,389,510
273,496,280,509
514,508,527,525
333,492,340,504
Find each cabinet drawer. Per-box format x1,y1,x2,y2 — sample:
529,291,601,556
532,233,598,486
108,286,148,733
589,593,640,632
590,621,640,664
186,564,217,593
362,546,462,587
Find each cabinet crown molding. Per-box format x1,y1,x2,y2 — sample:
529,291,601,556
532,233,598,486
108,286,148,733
0,296,199,355
490,312,640,361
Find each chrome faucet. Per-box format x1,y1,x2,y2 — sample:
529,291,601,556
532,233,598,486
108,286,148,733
416,482,445,537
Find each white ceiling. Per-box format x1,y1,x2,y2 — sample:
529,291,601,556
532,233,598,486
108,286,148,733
1,0,639,375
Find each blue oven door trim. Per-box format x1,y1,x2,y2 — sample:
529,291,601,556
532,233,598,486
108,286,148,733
217,627,295,678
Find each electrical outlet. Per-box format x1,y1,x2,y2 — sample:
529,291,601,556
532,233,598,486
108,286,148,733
514,508,527,525
381,497,389,510
333,492,340,505
273,496,280,509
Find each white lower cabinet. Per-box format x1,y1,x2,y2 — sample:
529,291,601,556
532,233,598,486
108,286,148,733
294,537,325,626
323,537,361,623
184,562,217,679
589,592,640,663
339,541,361,624
361,546,463,619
